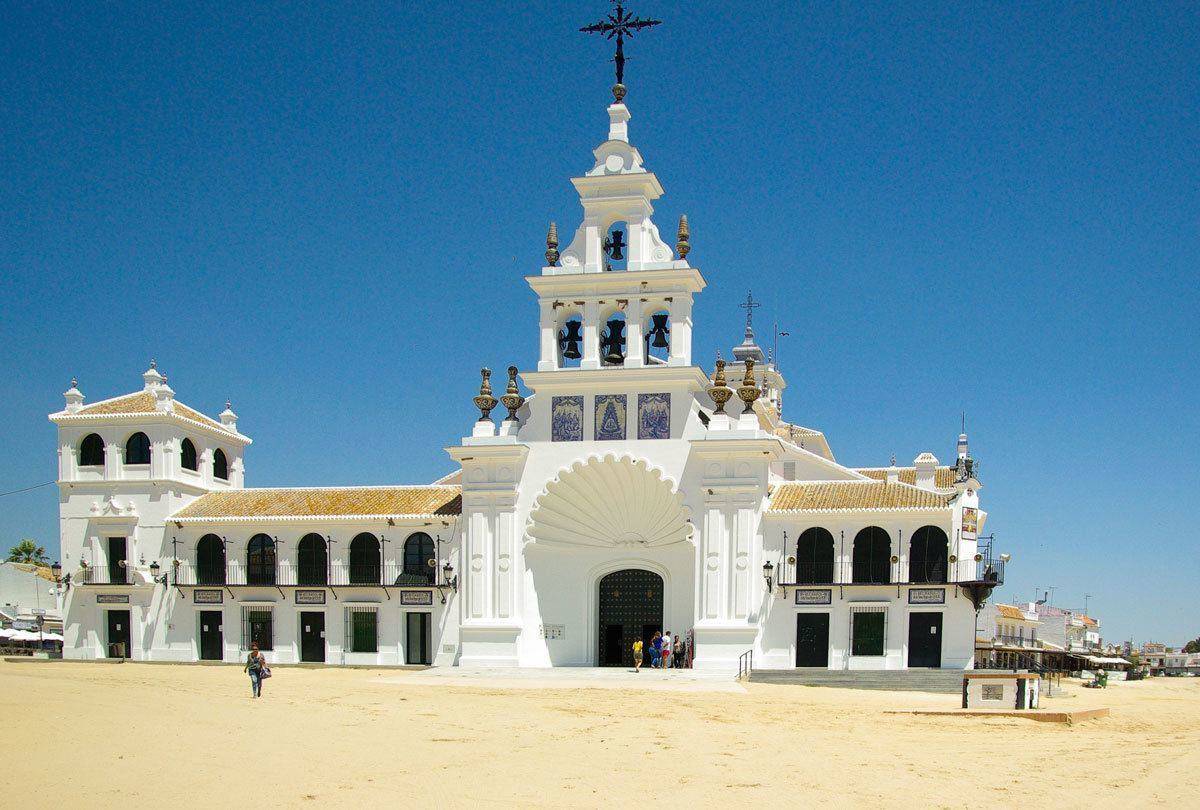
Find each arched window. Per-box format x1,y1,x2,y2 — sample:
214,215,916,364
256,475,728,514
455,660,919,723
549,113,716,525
180,438,198,472
213,448,229,480
349,533,381,585
196,534,225,585
909,525,949,584
79,433,105,467
603,221,628,271
644,308,671,364
246,534,275,585
297,533,328,585
400,532,435,585
795,527,835,584
852,526,891,584
124,432,151,465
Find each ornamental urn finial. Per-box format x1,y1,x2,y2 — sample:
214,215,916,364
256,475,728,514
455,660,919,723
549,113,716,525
545,221,560,266
707,358,733,415
737,358,761,414
500,365,526,422
676,214,690,259
473,367,498,422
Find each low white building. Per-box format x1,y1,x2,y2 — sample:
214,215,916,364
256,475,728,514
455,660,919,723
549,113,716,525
48,78,1006,673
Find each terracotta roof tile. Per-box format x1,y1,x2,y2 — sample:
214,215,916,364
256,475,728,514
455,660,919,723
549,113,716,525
996,604,1027,620
855,466,959,489
767,481,952,512
172,486,462,521
78,391,224,430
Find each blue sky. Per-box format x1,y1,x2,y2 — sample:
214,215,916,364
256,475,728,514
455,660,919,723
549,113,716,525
1,2,1197,644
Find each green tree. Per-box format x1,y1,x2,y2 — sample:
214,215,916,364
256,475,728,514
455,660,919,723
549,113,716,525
1184,638,1200,654
6,539,49,566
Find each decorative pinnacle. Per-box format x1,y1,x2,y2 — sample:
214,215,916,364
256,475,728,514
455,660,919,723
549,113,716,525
676,214,690,259
737,358,761,414
500,365,526,422
70,377,78,388
473,367,498,422
580,2,663,97
226,400,232,410
150,359,156,369
707,358,733,415
545,222,560,266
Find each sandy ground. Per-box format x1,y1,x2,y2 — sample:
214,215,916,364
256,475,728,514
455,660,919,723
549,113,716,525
4,661,1198,808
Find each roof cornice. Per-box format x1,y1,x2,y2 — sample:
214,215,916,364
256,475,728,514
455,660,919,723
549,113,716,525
49,410,252,446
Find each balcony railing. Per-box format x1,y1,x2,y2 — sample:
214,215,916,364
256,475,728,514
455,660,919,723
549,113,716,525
78,561,135,585
171,560,438,588
775,559,955,587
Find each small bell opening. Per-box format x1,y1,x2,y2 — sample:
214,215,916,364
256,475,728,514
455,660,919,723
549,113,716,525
557,313,584,367
645,309,671,364
603,221,628,271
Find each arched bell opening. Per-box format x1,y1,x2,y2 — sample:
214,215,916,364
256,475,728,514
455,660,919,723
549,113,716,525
556,310,584,369
644,307,671,365
602,220,628,271
600,309,627,367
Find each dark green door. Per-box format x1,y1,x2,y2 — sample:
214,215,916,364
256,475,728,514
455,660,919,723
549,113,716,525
405,612,431,665
199,610,223,660
300,612,325,662
908,612,943,668
106,609,131,658
795,613,830,667
597,569,663,667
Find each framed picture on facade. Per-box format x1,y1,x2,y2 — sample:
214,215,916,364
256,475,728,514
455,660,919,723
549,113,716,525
551,395,584,442
594,394,627,440
637,393,670,439
961,507,978,540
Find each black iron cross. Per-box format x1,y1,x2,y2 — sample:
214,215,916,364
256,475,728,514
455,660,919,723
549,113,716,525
580,1,662,89
739,290,761,329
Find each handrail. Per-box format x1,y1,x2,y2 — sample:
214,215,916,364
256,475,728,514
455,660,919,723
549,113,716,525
737,649,754,681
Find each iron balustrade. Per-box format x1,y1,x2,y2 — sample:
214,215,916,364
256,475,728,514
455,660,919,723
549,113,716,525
775,558,968,587
78,560,134,585
170,559,440,588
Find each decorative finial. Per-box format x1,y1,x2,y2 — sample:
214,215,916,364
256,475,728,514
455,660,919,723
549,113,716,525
226,400,232,410
890,454,897,466
150,358,156,370
545,222,560,266
737,358,761,414
580,2,662,99
473,367,498,422
500,365,526,422
707,358,733,414
676,214,690,259
71,377,78,388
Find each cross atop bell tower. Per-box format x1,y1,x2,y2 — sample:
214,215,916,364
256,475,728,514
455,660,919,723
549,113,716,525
530,11,705,372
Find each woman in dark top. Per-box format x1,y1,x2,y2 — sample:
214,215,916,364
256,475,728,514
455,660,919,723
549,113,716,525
244,642,267,698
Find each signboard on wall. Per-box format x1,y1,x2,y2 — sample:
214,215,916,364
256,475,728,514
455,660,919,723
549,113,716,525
541,624,565,639
796,589,832,606
909,588,946,605
961,507,979,540
96,594,129,604
193,589,223,604
295,590,326,605
400,590,433,606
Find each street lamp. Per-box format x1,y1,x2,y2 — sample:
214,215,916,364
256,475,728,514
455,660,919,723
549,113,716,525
762,560,774,592
149,561,170,587
436,561,458,604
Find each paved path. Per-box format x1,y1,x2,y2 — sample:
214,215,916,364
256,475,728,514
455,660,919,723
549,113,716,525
382,666,745,693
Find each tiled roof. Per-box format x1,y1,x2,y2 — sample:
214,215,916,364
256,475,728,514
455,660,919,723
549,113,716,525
1078,615,1099,627
172,486,462,521
767,481,952,512
3,562,58,583
855,466,959,489
996,604,1028,620
78,391,223,430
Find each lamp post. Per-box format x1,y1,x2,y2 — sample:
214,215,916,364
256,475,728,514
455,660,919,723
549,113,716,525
149,561,170,588
437,561,458,605
762,560,774,593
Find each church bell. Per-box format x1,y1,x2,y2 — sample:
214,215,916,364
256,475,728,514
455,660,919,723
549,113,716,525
647,312,670,349
601,318,626,364
558,319,583,360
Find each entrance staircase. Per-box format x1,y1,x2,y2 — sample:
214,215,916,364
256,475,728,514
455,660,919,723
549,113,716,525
748,668,967,694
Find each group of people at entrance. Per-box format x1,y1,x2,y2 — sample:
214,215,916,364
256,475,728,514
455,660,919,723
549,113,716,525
632,630,686,671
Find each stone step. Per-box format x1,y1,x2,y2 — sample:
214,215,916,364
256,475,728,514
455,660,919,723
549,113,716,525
748,669,969,694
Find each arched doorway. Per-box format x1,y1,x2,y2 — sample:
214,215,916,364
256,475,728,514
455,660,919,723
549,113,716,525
597,569,663,667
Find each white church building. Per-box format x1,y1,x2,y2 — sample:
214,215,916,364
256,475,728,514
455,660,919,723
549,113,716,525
48,83,1002,674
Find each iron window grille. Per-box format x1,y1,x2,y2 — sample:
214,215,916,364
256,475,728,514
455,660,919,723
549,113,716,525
850,606,887,657
241,606,273,651
344,606,378,654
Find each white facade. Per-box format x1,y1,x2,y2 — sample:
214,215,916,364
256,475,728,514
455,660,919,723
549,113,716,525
50,91,999,674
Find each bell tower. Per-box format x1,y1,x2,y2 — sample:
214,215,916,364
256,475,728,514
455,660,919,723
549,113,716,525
533,98,705,372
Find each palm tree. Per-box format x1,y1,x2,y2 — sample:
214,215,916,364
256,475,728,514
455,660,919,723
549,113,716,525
6,539,49,566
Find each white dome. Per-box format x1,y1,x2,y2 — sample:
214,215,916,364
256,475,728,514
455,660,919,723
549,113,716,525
528,454,692,549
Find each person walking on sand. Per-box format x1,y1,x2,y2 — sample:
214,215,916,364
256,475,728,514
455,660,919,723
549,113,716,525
661,630,673,669
244,642,267,698
650,631,662,669
633,637,644,672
